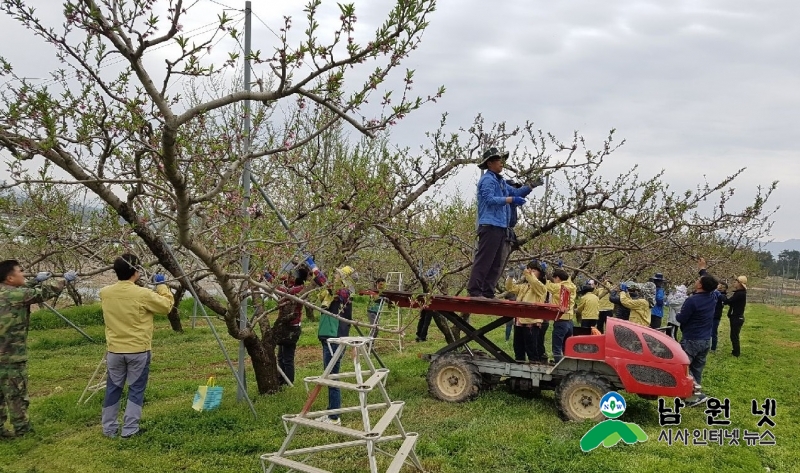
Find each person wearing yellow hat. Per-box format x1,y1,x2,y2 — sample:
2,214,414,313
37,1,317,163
723,275,747,357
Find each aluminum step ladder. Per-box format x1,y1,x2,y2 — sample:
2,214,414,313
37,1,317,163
371,272,404,352
261,336,424,473
77,352,107,405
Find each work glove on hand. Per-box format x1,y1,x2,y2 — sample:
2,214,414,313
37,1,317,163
511,197,527,206
64,270,78,283
153,273,166,284
620,283,628,292
337,288,351,305
530,177,545,188
35,271,52,283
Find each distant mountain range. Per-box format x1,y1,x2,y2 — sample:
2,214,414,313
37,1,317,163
760,239,800,256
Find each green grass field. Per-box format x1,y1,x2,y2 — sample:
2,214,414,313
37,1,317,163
1,301,798,473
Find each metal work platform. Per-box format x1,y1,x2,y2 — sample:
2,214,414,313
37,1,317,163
379,291,568,364
379,291,563,320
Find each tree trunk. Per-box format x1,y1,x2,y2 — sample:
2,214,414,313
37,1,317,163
167,286,185,332
245,329,280,394
433,311,456,344
449,313,472,342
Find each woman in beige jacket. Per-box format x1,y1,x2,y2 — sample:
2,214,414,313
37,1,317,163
505,261,549,362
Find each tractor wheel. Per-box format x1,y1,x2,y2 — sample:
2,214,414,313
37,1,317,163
555,371,612,422
427,355,482,402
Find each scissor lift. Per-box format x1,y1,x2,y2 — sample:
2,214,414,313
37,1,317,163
379,291,695,422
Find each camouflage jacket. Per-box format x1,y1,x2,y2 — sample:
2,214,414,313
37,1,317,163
0,279,64,363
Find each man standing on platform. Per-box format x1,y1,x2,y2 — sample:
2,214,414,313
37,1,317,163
467,147,543,298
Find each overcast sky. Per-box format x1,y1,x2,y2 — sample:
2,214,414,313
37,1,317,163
1,0,798,240
387,0,800,241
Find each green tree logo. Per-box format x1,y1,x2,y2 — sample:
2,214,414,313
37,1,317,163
580,392,648,452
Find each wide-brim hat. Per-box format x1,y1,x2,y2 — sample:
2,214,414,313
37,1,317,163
650,273,665,281
478,147,509,170
736,275,747,289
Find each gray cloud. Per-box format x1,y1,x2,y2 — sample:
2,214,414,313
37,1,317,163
387,0,798,239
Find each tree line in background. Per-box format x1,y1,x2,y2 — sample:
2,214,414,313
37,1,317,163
754,249,800,279
0,0,777,394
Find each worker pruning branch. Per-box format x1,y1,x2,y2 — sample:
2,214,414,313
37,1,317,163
0,260,74,438
467,147,544,299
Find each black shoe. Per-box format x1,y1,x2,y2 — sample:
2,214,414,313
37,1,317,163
731,352,740,357
2,427,33,439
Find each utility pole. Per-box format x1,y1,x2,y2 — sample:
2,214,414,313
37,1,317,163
238,0,252,402
543,174,551,228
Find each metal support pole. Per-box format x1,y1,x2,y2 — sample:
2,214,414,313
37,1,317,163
250,175,304,249
141,208,257,418
543,174,551,224
238,0,253,402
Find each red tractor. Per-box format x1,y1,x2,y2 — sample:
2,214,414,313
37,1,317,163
380,291,694,422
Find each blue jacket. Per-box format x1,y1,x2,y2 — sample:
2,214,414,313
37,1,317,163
477,172,532,227
676,291,716,341
651,286,665,317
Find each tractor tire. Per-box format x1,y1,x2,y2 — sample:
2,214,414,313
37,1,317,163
427,354,482,403
555,371,613,422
